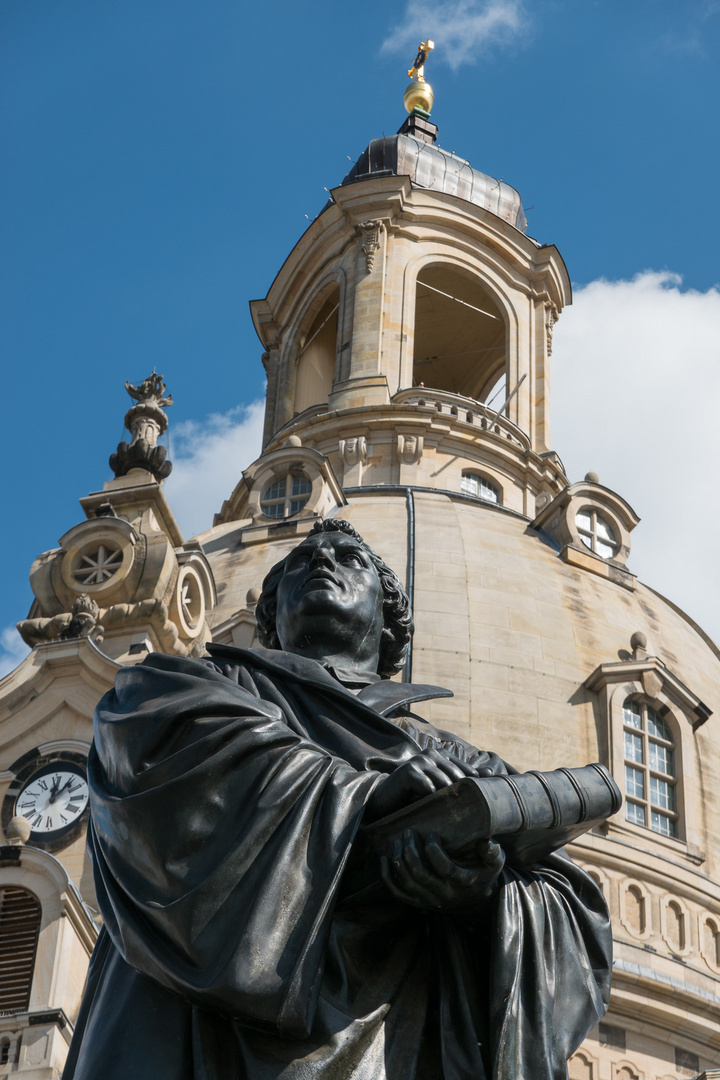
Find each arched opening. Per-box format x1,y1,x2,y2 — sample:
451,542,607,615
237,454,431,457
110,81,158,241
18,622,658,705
413,265,506,399
294,287,339,414
0,886,41,1012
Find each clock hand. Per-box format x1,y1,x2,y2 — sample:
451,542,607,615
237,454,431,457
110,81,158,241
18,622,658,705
57,776,83,799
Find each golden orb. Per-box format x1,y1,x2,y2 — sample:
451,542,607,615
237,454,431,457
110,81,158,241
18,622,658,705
403,79,434,115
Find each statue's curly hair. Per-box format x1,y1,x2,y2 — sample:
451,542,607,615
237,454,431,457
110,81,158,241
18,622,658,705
255,519,414,679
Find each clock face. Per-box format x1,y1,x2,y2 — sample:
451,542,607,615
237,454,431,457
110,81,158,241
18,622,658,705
15,762,89,839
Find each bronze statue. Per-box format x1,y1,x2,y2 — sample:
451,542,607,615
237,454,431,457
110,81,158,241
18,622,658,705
63,519,613,1080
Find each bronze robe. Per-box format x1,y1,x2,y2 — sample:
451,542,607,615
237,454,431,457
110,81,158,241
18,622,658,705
63,645,612,1080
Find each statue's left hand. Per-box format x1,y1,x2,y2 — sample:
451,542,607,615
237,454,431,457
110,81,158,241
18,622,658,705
380,830,505,912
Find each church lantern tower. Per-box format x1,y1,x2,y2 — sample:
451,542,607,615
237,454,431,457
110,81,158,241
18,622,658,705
246,107,568,523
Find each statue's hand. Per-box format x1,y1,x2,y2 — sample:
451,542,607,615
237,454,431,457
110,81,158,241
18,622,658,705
364,749,478,824
380,830,505,912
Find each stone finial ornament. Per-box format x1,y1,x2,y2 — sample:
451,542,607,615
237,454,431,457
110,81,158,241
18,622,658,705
630,630,648,660
6,816,32,846
109,371,173,482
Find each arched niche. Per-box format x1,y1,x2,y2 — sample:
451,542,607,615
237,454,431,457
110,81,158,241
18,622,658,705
294,285,339,414
412,264,506,399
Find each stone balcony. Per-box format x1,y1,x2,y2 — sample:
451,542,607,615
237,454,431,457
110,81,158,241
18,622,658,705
391,387,530,450
0,1008,72,1077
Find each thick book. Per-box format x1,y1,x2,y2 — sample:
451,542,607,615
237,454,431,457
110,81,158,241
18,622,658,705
344,763,621,896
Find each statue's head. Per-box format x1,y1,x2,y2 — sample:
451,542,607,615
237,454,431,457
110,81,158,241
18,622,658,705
256,519,413,678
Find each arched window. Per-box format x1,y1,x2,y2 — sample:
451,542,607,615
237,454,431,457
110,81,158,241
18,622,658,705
294,288,339,414
461,471,500,504
260,472,312,520
623,698,678,837
0,887,41,1012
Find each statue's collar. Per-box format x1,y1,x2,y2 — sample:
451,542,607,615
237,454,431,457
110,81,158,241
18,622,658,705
354,679,453,717
205,643,452,718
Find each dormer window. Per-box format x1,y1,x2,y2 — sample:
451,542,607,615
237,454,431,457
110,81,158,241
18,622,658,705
576,508,619,560
260,472,312,519
461,471,500,504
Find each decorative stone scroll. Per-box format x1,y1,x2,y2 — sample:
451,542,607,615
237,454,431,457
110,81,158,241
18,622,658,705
357,220,383,273
544,300,559,356
397,433,423,465
338,436,367,468
18,594,105,647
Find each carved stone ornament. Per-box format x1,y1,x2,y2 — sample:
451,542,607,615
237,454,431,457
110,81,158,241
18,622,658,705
18,594,105,647
544,301,559,356
338,437,367,468
109,371,174,482
397,433,424,465
357,220,383,273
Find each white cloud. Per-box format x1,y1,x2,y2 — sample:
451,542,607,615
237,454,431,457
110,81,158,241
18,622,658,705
552,271,720,643
0,626,30,680
165,401,265,539
381,0,530,72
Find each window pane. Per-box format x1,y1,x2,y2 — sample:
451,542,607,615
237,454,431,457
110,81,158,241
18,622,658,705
623,701,642,729
291,474,312,496
289,497,310,515
576,510,592,532
625,766,645,799
649,742,674,776
263,502,285,519
624,730,643,764
263,479,286,501
650,776,676,812
595,516,616,543
651,811,677,837
461,473,500,504
596,539,615,559
647,709,672,742
479,479,499,503
626,801,646,826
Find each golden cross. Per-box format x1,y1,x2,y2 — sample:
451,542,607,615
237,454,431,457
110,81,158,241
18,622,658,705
408,39,434,82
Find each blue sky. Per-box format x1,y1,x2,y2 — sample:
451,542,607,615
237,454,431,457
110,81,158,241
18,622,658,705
2,0,720,672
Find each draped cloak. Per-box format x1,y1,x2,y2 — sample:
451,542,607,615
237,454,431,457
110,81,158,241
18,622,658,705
63,645,612,1080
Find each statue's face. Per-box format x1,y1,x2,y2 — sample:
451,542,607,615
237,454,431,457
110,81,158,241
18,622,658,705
275,531,384,658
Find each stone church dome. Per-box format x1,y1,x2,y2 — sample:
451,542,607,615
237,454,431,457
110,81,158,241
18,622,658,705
1,87,719,1080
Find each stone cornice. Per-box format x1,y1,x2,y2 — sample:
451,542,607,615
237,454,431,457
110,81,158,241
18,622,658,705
585,657,711,730
0,639,119,721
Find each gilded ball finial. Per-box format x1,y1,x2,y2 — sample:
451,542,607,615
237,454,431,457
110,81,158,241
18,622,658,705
404,39,435,116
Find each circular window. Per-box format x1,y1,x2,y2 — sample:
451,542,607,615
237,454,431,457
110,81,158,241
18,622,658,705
179,572,202,630
73,543,123,585
260,472,312,519
576,508,618,559
461,471,500,504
